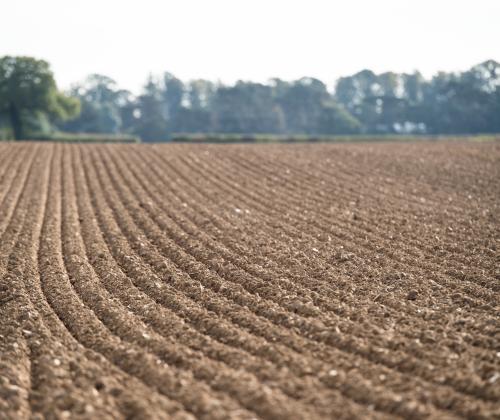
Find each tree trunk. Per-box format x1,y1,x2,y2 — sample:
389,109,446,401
9,103,23,140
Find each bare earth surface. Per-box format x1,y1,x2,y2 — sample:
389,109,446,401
0,141,499,419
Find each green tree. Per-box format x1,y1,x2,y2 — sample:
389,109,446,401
187,80,215,110
212,82,285,133
277,78,333,134
0,56,79,139
163,72,184,120
317,102,361,134
62,74,130,134
134,77,168,141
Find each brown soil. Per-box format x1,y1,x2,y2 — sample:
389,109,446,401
0,141,499,419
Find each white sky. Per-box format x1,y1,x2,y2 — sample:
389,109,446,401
1,0,499,93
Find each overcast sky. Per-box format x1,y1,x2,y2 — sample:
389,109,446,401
2,0,499,92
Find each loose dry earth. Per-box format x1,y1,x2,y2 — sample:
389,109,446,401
0,141,499,419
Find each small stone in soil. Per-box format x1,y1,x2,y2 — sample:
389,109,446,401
407,290,418,300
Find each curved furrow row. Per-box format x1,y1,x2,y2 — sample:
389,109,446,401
0,146,37,256
2,145,121,418
57,145,262,419
366,143,500,197
73,147,327,420
259,144,481,214
0,146,121,419
236,147,495,247
1,142,498,419
109,146,499,411
95,147,408,419
140,144,498,360
0,146,44,419
0,144,23,199
177,150,497,305
94,146,461,418
0,146,38,239
238,145,457,215
233,150,498,280
144,148,499,400
97,147,454,418
151,147,496,348
36,145,199,419
149,146,499,341
192,147,498,290
108,146,500,418
141,146,497,348
26,145,193,419
295,144,500,245
174,150,499,367
213,151,498,301
83,150,386,420
305,142,498,202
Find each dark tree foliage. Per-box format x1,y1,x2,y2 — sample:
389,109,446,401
133,77,169,141
61,74,127,134
58,72,367,141
0,56,79,139
335,61,500,135
211,82,285,134
2,56,498,141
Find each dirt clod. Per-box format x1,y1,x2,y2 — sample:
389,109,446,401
407,290,418,301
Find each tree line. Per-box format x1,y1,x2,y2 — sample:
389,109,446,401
1,56,499,141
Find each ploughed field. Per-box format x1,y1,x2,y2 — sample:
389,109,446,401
0,141,499,419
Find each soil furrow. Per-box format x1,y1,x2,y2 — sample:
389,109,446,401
59,145,261,419
138,146,497,350
36,145,198,419
144,146,498,357
0,141,498,419
0,147,45,419
232,149,498,284
108,147,499,414
93,146,445,418
73,145,325,419
180,150,497,301
0,146,38,239
144,148,499,401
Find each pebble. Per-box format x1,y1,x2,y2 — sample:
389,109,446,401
407,290,418,300
488,373,499,384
